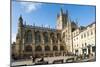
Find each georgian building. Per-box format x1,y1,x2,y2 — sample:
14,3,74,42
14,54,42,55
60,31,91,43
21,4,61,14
12,9,96,59
72,23,96,57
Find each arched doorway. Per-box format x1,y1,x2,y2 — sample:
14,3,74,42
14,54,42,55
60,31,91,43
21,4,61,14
45,46,50,51
35,45,42,57
53,46,58,51
25,45,32,52
35,45,42,51
24,45,32,58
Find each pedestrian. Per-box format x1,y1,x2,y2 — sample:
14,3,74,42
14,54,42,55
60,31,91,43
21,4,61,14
32,56,36,62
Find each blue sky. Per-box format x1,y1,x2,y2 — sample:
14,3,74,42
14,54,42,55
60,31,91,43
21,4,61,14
12,1,96,42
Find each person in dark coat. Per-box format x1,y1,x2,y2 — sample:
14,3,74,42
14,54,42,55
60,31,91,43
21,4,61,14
32,56,36,62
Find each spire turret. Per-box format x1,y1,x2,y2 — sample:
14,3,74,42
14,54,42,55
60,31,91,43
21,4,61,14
18,15,23,27
60,8,63,15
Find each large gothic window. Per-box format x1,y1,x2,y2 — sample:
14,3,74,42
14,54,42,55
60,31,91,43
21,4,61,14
35,46,42,51
45,46,50,51
50,33,55,43
26,30,32,43
25,45,32,52
35,31,41,44
43,32,48,44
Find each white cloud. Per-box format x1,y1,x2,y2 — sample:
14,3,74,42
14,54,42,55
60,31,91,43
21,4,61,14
20,2,42,13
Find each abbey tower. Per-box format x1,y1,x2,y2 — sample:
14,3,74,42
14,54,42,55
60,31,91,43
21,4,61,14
56,8,69,30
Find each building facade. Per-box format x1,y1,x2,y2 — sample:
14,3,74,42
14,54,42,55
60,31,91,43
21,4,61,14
12,9,96,59
72,23,96,57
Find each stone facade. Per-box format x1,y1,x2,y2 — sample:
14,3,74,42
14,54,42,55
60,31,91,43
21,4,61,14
72,23,96,57
12,9,96,59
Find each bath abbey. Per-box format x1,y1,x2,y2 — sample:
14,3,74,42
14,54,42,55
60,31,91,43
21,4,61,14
11,9,96,61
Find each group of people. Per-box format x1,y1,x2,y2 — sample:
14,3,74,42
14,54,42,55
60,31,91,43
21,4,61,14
30,56,44,63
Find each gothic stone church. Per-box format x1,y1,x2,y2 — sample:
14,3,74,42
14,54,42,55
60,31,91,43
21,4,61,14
12,9,78,59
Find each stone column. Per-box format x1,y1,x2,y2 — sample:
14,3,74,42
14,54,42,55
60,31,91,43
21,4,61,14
32,30,35,45
58,45,60,51
15,41,20,57
40,31,44,44
49,32,52,51
20,38,25,57
40,31,45,52
58,33,61,52
90,46,92,54
89,46,93,58
86,48,88,55
47,32,51,56
47,31,50,44
54,33,57,44
32,30,35,56
53,51,55,57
